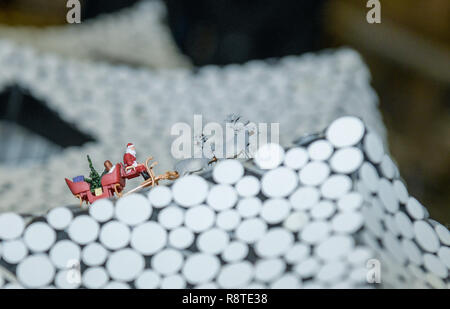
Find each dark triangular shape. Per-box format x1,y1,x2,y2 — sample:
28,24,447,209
0,85,95,165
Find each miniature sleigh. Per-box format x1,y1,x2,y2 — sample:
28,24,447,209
66,156,178,207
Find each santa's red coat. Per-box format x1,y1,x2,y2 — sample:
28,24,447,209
123,153,137,166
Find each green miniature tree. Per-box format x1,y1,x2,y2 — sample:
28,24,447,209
85,155,102,194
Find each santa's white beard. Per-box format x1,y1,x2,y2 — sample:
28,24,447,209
126,149,136,156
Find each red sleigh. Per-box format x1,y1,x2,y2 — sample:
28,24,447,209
65,157,178,207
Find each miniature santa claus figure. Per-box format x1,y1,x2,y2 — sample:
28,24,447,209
124,143,138,167
123,143,150,180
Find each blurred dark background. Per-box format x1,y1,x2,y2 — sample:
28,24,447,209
0,0,448,223
163,0,325,65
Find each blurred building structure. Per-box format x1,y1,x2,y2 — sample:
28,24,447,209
0,0,448,223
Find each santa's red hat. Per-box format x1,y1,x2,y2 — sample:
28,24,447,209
127,143,134,148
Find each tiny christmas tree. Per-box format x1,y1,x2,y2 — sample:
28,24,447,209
85,155,102,193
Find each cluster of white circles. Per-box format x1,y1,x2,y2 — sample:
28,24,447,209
0,116,447,289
